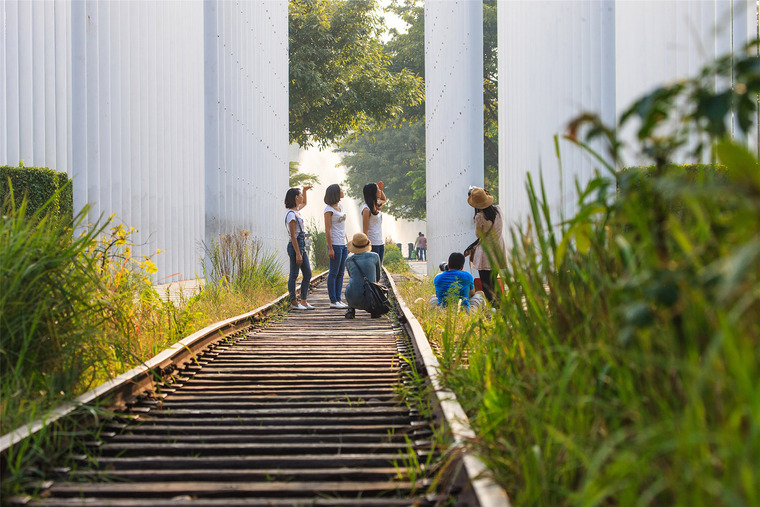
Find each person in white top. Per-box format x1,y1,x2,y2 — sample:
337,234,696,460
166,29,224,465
361,181,387,263
323,184,349,308
285,185,314,310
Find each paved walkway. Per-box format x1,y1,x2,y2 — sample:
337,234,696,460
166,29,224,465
406,260,428,277
153,279,204,304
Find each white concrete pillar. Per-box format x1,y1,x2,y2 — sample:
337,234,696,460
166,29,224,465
425,0,484,273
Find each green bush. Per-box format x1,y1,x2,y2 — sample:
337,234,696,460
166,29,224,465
0,162,73,219
305,219,329,271
383,241,410,273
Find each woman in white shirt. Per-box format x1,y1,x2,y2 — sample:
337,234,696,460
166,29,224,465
361,181,387,263
323,184,349,308
285,185,313,310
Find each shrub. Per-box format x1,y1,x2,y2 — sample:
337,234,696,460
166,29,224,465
0,191,127,431
305,219,329,271
0,162,73,220
383,241,410,273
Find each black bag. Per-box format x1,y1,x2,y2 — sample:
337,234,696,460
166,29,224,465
352,260,391,316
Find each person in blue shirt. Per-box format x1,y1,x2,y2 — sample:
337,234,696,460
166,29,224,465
429,252,485,311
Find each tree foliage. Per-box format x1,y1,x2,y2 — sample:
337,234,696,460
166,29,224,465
339,0,498,220
289,0,424,148
288,162,320,188
338,121,425,221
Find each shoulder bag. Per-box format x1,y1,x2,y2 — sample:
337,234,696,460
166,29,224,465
351,259,391,316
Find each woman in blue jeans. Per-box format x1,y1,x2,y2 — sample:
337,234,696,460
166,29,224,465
285,185,313,310
323,184,349,309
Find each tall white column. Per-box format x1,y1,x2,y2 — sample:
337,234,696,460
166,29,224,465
498,0,615,236
425,0,484,273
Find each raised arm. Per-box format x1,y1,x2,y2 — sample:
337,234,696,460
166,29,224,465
298,185,312,210
376,181,387,208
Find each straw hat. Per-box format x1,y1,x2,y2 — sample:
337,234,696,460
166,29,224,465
467,187,494,209
348,232,372,254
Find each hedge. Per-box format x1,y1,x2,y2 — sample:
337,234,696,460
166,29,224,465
0,163,73,219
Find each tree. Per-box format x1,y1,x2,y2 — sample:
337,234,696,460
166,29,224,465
289,0,424,148
339,0,498,220
338,121,425,221
288,161,320,188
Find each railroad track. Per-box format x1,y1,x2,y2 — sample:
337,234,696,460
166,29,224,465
3,271,509,506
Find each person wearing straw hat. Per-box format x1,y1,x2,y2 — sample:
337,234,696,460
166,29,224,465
466,186,506,304
344,232,382,319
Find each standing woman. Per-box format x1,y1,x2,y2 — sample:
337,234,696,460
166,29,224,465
285,185,314,310
361,182,387,263
467,187,506,304
324,184,349,309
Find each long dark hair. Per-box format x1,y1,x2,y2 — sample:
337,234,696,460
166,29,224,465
363,183,379,215
284,188,300,208
475,204,499,223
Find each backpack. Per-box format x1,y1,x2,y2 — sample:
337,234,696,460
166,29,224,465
351,259,391,316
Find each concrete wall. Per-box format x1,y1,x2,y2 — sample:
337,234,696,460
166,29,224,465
0,0,288,282
425,0,484,274
497,0,756,240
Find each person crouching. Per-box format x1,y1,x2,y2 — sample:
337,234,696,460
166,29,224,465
429,252,485,312
344,233,382,319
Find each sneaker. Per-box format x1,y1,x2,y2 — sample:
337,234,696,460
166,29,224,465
336,301,348,308
329,302,342,309
304,303,315,310
290,303,307,310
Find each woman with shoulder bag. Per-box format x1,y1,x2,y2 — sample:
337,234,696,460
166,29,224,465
467,186,506,304
344,232,382,319
285,185,314,310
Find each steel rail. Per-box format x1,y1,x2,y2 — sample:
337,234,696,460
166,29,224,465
0,271,328,457
385,268,511,507
2,267,509,505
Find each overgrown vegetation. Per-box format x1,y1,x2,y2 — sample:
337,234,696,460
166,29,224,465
402,44,760,504
383,241,411,274
1,187,286,496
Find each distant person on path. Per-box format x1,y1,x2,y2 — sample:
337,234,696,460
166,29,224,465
415,232,427,261
344,233,382,319
323,184,349,309
285,185,314,310
466,186,506,304
429,252,485,311
361,182,387,263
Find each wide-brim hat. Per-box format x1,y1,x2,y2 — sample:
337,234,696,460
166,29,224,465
467,187,494,209
348,232,372,254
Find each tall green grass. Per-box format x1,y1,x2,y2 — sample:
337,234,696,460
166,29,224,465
0,188,129,430
2,188,287,497
426,144,760,504
197,230,286,320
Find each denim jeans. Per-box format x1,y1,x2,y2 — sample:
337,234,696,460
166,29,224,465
371,244,385,264
287,234,311,301
327,244,348,303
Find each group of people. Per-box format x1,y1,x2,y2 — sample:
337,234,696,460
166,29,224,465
284,181,504,317
284,181,387,319
431,186,505,312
